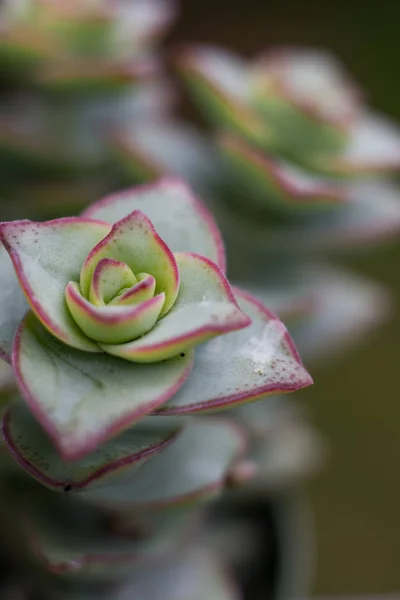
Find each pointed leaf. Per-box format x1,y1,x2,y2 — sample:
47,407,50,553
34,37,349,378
160,287,312,414
177,45,266,142
101,253,250,363
0,217,112,352
0,244,28,363
315,111,400,176
80,210,179,317
24,495,194,579
79,419,246,508
82,176,226,271
12,312,194,460
219,133,348,211
2,401,181,492
66,282,165,345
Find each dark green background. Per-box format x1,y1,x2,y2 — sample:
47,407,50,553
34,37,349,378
172,1,400,593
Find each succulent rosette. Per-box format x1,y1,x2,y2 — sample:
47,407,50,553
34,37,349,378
0,179,312,463
172,44,400,253
0,0,177,89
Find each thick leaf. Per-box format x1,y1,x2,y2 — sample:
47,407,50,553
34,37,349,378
66,283,165,345
159,287,312,414
82,177,226,271
217,180,400,256
0,216,112,352
23,494,194,580
78,418,245,508
252,47,359,129
115,0,178,50
177,45,267,143
0,244,28,363
101,253,250,363
314,111,400,176
2,400,181,491
12,312,194,460
219,133,348,212
80,210,179,317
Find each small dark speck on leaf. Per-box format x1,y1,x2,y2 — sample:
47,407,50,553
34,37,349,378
180,353,185,357
64,484,72,492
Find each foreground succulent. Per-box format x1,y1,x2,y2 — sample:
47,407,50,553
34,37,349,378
0,179,312,598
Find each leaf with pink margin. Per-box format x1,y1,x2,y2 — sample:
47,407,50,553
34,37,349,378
2,400,182,492
78,419,246,509
66,282,165,345
315,111,400,176
100,253,251,363
219,133,349,212
81,177,226,272
13,312,194,460
21,494,194,580
0,216,112,352
159,287,312,414
176,45,267,143
80,210,179,317
0,244,29,363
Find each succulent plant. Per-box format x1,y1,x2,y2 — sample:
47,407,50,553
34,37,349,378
0,0,177,219
0,179,312,598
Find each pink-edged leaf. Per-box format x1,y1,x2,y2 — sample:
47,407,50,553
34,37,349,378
252,46,360,129
0,244,29,363
82,177,226,271
80,210,178,317
22,495,194,580
159,287,312,414
176,44,267,143
0,216,111,352
219,133,348,211
78,419,246,508
100,253,251,363
66,282,165,345
109,274,156,307
318,111,400,176
89,258,137,306
2,400,181,492
12,312,194,460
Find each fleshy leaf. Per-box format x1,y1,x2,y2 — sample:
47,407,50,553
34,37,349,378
82,176,226,271
0,217,112,352
89,258,137,306
78,419,246,508
160,287,312,414
2,401,181,492
315,111,400,176
13,312,194,460
109,274,156,307
0,244,29,363
219,133,348,211
251,47,359,129
101,253,251,363
66,282,165,345
23,494,194,579
80,210,178,317
176,45,266,143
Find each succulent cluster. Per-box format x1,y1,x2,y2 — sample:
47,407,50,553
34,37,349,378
0,1,398,599
0,179,312,599
0,0,176,219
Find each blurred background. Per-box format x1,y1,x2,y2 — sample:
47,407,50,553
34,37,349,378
167,0,400,593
